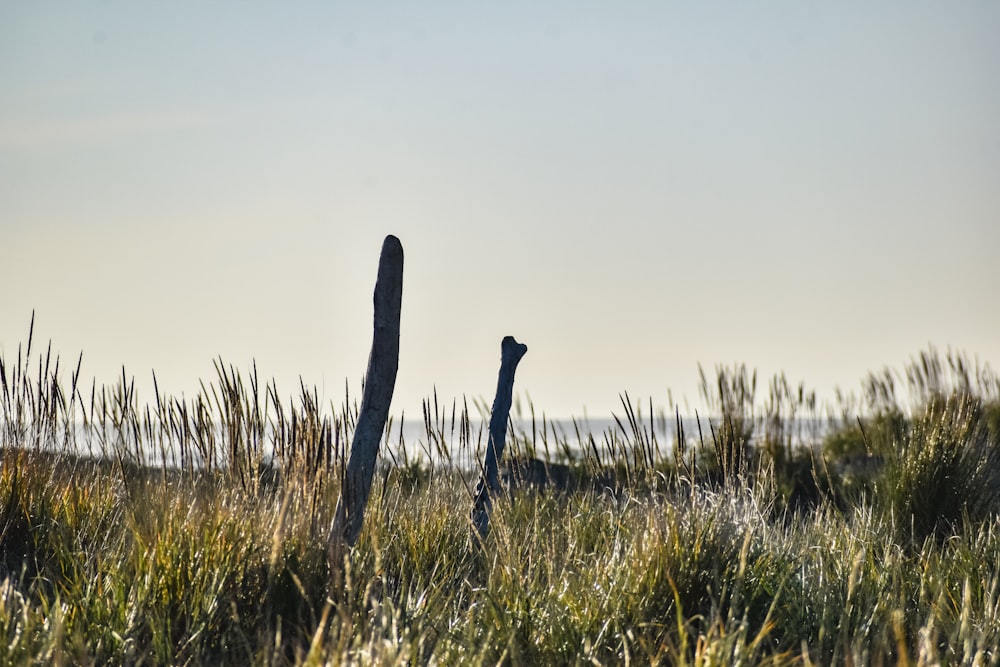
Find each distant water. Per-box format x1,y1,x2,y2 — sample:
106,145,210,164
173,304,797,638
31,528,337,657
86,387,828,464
384,415,833,463
7,415,836,469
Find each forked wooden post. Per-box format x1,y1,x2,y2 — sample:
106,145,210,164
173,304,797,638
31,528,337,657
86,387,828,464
471,336,528,541
329,235,403,559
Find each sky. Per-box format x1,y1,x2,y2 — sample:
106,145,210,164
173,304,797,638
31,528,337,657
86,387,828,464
2,2,999,420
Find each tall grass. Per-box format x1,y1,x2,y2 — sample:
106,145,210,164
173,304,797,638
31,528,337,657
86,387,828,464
2,323,1000,665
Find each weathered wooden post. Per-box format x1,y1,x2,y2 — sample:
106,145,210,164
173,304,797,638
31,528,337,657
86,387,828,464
328,235,403,560
471,335,528,541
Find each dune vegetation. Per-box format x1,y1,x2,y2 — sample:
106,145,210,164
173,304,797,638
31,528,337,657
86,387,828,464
2,324,1000,665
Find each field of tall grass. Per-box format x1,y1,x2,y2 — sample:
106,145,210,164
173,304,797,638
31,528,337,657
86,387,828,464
2,322,1000,665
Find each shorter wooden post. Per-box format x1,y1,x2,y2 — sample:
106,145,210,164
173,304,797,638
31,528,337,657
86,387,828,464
471,336,528,540
328,235,403,562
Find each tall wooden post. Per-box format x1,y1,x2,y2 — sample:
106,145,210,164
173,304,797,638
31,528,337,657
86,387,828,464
329,235,403,558
471,336,528,540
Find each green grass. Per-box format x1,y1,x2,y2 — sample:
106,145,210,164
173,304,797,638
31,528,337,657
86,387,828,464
3,329,1000,665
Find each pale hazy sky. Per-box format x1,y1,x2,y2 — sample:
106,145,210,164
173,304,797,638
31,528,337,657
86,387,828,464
2,2,998,419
